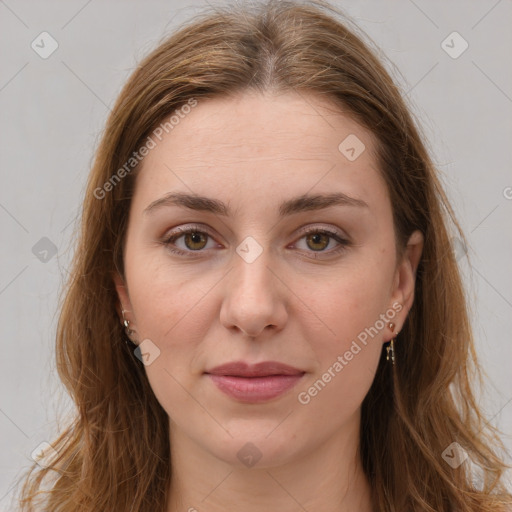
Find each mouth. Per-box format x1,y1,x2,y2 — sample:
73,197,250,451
204,361,305,403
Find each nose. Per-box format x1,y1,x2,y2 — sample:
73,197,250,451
219,246,288,338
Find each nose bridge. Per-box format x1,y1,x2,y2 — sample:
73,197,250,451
234,243,274,296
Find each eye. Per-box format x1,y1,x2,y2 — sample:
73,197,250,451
162,225,219,256
292,226,350,257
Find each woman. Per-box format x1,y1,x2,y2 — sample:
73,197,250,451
16,1,512,511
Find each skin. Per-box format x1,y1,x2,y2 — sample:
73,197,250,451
114,89,423,512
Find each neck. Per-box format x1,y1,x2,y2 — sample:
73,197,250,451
166,418,374,512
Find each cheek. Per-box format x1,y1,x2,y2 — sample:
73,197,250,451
123,253,218,401
301,264,393,350
125,259,214,415
296,350,379,434
295,263,393,409
126,245,210,340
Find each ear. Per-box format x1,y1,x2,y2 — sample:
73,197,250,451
388,229,424,335
113,272,133,325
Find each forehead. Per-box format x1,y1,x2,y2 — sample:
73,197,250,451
132,90,387,213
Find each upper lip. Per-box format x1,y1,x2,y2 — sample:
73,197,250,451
205,361,305,377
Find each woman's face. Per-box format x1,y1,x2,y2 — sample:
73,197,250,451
115,90,422,468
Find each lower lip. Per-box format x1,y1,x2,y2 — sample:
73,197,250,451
206,374,304,403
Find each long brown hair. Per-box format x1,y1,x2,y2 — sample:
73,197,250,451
15,1,511,510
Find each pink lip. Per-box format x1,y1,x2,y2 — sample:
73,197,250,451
205,361,305,403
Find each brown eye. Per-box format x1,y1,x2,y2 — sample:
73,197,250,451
183,232,208,250
163,226,218,256
293,227,350,258
305,232,330,251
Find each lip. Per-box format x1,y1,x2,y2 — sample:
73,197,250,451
205,361,305,403
206,361,304,377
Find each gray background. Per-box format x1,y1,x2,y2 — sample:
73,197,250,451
1,0,511,507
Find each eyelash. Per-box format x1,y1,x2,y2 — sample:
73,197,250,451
161,224,350,259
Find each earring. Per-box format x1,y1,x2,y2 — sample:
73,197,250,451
121,309,136,339
386,322,396,365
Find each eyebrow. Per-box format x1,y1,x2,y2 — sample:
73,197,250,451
143,191,369,217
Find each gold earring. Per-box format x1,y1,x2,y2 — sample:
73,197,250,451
386,322,396,365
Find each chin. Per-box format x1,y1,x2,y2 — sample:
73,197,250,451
203,427,306,470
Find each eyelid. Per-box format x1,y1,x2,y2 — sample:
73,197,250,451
164,223,216,239
293,223,348,240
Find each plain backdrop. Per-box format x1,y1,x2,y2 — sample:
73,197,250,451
1,0,511,508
